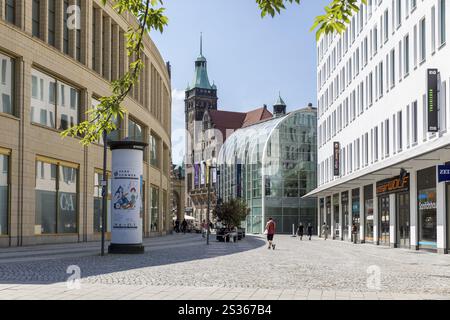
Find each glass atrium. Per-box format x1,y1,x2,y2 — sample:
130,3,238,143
217,107,317,234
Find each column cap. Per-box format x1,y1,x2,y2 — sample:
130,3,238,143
108,140,148,151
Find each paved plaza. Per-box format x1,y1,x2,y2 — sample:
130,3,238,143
0,234,450,300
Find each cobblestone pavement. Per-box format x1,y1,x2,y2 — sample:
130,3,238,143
0,234,450,300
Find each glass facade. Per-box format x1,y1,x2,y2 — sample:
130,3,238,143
0,53,14,115
35,160,78,234
150,186,159,232
0,154,8,235
218,108,317,234
364,185,374,243
418,166,437,249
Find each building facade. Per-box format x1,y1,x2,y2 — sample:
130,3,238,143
0,0,172,247
184,39,273,226
309,0,450,253
218,103,317,234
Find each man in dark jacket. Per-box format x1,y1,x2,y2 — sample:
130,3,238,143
297,223,304,240
307,223,313,240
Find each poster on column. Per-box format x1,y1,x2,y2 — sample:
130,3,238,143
111,151,143,244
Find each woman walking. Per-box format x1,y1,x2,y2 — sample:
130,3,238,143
265,217,276,250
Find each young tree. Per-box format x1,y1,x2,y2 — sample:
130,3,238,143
213,199,250,229
62,0,365,145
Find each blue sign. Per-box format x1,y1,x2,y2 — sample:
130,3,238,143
438,165,450,183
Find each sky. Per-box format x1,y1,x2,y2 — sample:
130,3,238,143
151,0,330,165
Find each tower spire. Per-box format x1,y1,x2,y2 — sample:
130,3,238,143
200,32,203,56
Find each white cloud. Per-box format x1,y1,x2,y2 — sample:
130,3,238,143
171,89,186,165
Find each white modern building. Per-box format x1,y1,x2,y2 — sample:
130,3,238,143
306,0,450,253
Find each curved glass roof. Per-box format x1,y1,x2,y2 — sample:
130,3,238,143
217,114,287,167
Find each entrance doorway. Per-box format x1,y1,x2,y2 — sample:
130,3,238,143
397,192,410,248
379,196,390,246
342,193,349,241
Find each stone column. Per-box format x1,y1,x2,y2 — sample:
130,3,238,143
111,23,120,81
93,7,103,75
348,189,353,241
410,169,419,250
317,197,321,237
436,169,447,254
330,195,335,239
24,0,32,34
373,183,379,245
68,0,77,59
102,15,111,81
0,0,4,20
389,193,396,248
339,192,343,240
359,185,365,243
55,0,64,51
40,0,49,42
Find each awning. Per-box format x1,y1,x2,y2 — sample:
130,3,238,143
173,215,196,221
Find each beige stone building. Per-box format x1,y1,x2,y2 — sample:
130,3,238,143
0,0,172,247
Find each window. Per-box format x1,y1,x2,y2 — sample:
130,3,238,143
0,53,14,115
439,0,446,46
93,171,111,233
413,25,418,67
412,100,418,144
419,17,426,62
31,68,79,130
396,0,402,27
374,126,379,162
432,6,436,53
0,153,9,235
404,34,410,76
150,186,159,232
48,0,56,47
390,49,395,88
384,9,389,42
397,111,403,151
32,0,41,38
35,160,78,234
92,98,120,143
63,0,70,54
149,133,161,168
5,0,16,25
385,119,390,157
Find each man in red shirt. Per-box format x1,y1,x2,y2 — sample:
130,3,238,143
265,217,276,250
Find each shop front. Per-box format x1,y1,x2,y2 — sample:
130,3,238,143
351,188,360,242
417,167,437,251
341,191,349,241
325,196,331,238
376,173,410,248
333,194,340,239
364,185,374,243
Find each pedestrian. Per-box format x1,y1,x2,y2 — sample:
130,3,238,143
201,220,207,238
265,217,276,250
175,219,180,233
352,223,358,244
297,223,304,240
181,219,188,234
322,222,328,240
307,223,313,240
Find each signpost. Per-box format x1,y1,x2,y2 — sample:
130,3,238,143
428,69,439,132
108,140,147,254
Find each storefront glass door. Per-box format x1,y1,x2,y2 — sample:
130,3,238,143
342,201,349,241
379,196,390,246
397,192,410,248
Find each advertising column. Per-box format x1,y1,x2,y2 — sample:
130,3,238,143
108,141,148,254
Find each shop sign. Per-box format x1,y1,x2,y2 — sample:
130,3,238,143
376,174,410,196
427,69,439,132
438,165,450,183
333,142,340,176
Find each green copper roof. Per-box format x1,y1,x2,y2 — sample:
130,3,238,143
188,33,214,90
275,92,286,106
